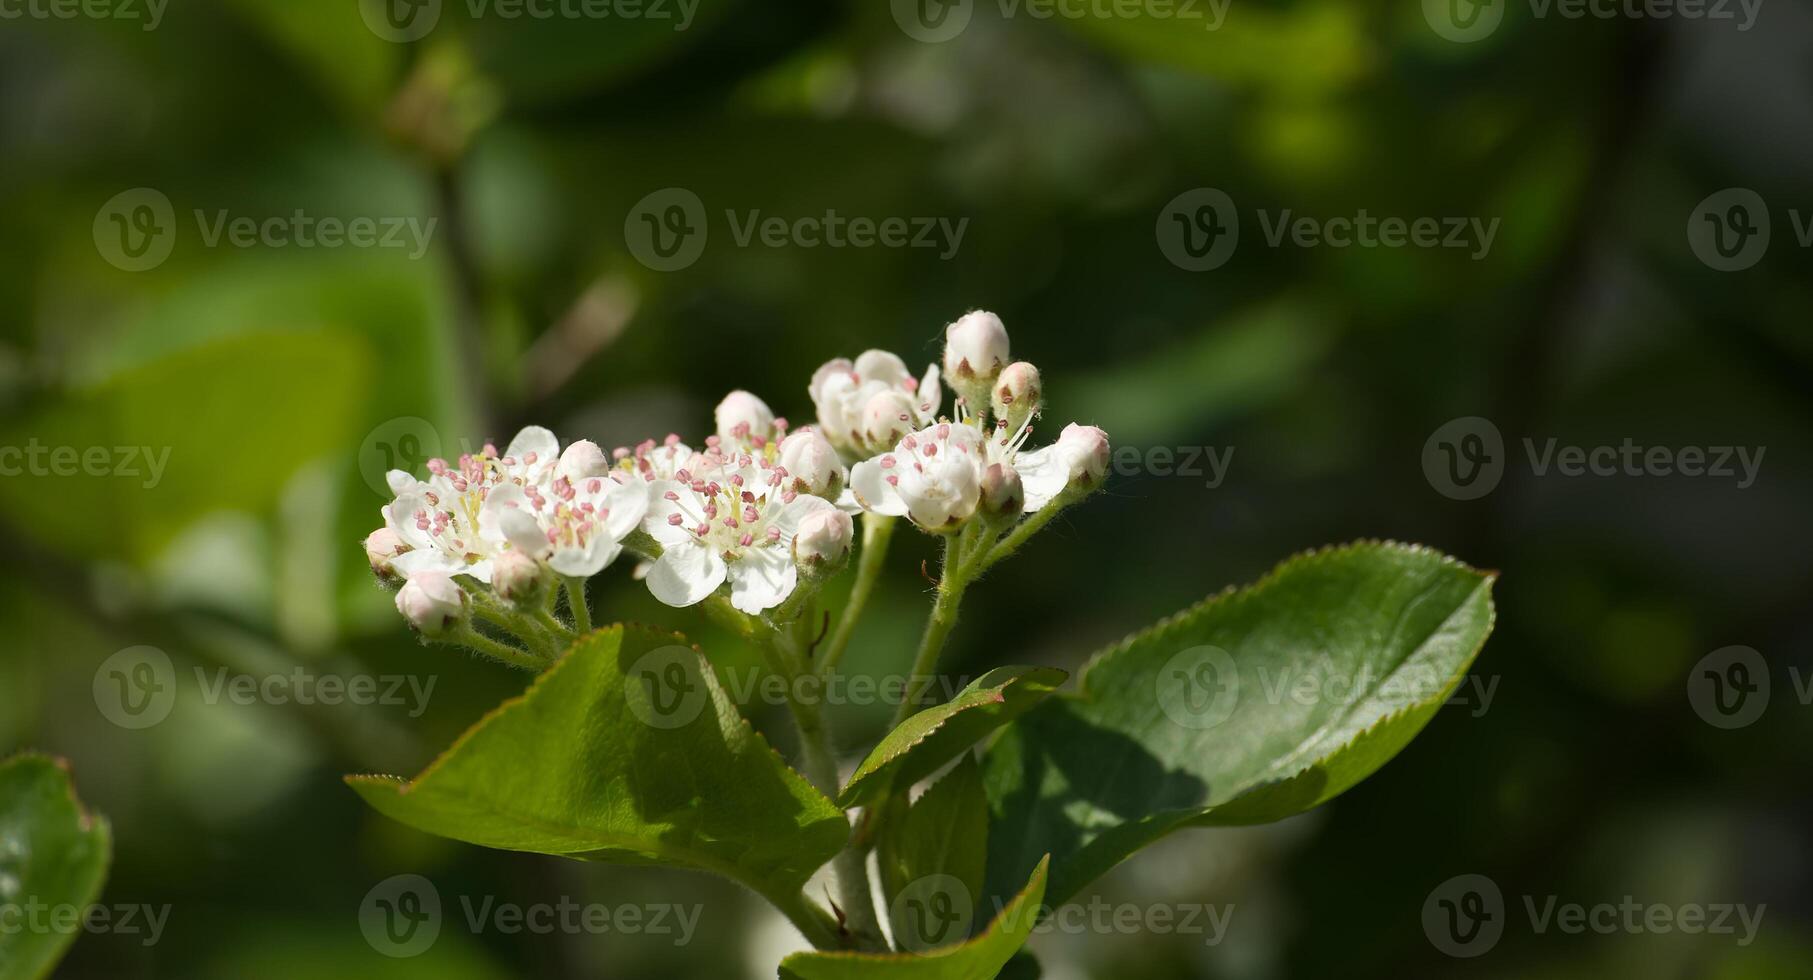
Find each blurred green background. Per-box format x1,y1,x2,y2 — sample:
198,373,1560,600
3,0,1810,977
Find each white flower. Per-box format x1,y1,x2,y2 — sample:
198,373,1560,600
641,450,837,614
990,361,1042,433
777,428,845,498
715,390,777,447
849,422,987,530
481,472,650,578
615,435,700,484
379,425,648,584
395,570,468,636
793,508,853,568
808,350,940,459
382,426,562,584
1014,423,1110,506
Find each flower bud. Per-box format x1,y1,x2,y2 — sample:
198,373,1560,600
1057,423,1111,489
943,310,1010,409
714,390,776,445
990,361,1041,434
860,390,917,453
980,462,1024,521
490,549,548,606
777,428,845,498
556,439,611,482
364,528,410,582
793,508,854,570
395,570,468,636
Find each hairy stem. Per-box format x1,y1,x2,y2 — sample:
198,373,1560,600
890,534,972,728
977,500,1068,573
819,514,897,676
445,625,542,670
563,576,592,633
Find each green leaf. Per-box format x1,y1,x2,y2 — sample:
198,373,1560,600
875,756,988,943
983,541,1496,906
840,667,1067,809
347,626,848,911
0,754,112,980
778,856,1050,980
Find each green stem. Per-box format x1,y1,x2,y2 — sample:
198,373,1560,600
445,625,542,670
768,887,842,950
772,630,884,949
977,501,1067,573
564,576,592,634
890,535,972,728
819,514,896,676
470,602,563,661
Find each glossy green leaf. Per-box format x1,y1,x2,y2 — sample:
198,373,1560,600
778,856,1050,980
875,755,988,942
983,541,1496,906
347,626,848,909
840,667,1067,809
0,754,112,980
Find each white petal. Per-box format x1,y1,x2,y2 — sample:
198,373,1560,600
916,362,942,420
810,357,854,404
551,537,621,578
771,493,836,539
727,549,796,614
642,479,697,546
1014,445,1069,513
388,493,437,551
646,543,726,607
392,547,463,578
504,425,560,480
462,558,495,584
849,458,908,517
598,478,650,541
386,470,421,495
479,482,530,546
498,507,549,556
834,487,864,516
854,349,910,387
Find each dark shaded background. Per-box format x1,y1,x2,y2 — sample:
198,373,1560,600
2,0,1810,976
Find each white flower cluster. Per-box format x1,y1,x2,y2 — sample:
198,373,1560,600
365,310,1107,643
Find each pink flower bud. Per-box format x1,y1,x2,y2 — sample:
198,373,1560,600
861,390,917,452
943,310,1011,382
1057,423,1111,488
556,439,611,482
991,361,1042,432
793,508,854,568
714,390,775,444
490,549,547,605
980,462,1024,519
395,570,468,636
777,429,845,498
364,528,409,580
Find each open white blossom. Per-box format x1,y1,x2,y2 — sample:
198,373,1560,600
809,350,940,460
481,470,649,578
849,422,987,530
381,426,563,583
642,449,837,613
